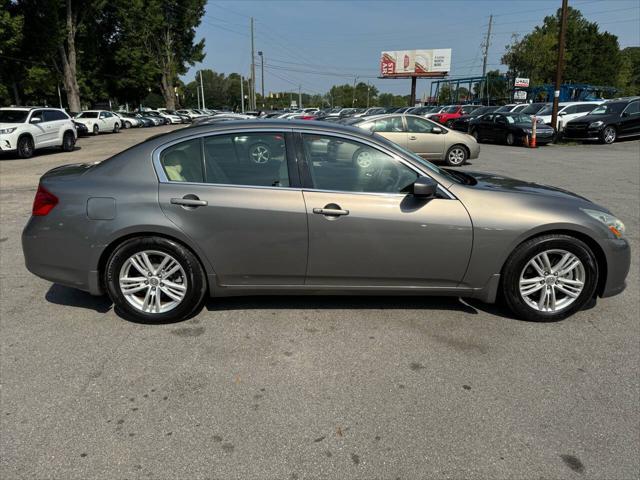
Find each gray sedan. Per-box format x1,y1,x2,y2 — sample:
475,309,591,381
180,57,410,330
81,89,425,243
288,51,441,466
22,120,630,323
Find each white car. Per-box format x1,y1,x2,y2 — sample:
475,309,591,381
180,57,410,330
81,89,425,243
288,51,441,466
0,107,77,159
176,109,208,120
155,111,183,124
536,101,604,130
75,110,121,135
114,112,142,128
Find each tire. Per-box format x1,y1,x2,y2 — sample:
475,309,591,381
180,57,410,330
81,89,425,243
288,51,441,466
470,129,481,142
501,234,598,322
600,126,616,144
352,147,376,169
93,124,99,135
444,145,468,166
124,121,131,129
248,142,272,164
113,122,120,133
62,131,75,152
506,132,516,146
17,135,35,159
446,120,454,128
105,236,207,323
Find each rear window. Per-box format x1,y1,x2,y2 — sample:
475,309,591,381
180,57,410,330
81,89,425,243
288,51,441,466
0,110,29,123
77,112,99,118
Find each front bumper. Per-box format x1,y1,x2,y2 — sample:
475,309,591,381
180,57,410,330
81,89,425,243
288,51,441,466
0,133,19,152
600,237,631,298
563,125,602,140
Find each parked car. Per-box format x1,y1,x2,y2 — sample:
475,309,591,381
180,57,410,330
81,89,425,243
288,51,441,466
137,112,163,126
429,105,482,128
495,104,523,113
407,106,439,116
22,119,629,323
133,113,155,127
114,112,142,129
0,107,76,158
519,102,549,115
155,110,184,124
469,112,555,145
176,109,207,120
563,97,640,144
75,110,121,135
349,114,479,166
450,106,499,132
535,101,603,130
353,107,386,117
142,111,170,125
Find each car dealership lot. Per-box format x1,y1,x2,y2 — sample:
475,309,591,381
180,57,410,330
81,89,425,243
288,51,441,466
1,130,638,479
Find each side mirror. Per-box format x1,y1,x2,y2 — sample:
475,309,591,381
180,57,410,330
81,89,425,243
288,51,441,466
30,117,42,124
559,111,566,116
411,176,438,198
622,111,629,117
432,126,443,134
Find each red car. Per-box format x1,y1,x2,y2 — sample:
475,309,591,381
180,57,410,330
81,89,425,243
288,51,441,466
430,105,481,127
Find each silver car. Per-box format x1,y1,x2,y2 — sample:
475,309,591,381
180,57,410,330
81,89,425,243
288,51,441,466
348,114,480,166
22,120,630,323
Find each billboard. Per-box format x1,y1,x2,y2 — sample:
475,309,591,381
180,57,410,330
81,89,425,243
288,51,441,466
514,77,530,87
380,49,451,77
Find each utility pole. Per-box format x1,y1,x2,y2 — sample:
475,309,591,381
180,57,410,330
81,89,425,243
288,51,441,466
366,81,370,108
258,51,265,108
298,85,302,109
240,75,245,113
352,76,357,107
481,14,493,105
250,17,256,110
199,70,205,110
196,82,201,109
551,0,569,135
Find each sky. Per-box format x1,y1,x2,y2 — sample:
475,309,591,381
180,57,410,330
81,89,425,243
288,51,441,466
183,0,640,99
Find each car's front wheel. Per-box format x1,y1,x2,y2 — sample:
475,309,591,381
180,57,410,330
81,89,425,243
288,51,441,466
124,121,131,129
93,124,99,135
444,145,468,166
17,135,35,158
105,237,207,323
600,126,616,144
506,132,517,146
502,234,598,321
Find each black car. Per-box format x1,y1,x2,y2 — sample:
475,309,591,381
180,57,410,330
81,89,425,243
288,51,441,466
469,112,555,146
450,106,499,132
563,97,640,144
73,120,89,136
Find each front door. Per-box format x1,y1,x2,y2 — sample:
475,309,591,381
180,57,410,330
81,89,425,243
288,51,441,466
620,100,640,136
405,115,445,160
157,131,308,286
28,109,49,147
298,132,473,287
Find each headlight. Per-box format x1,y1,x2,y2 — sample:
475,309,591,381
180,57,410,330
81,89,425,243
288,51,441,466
0,127,17,134
581,208,625,238
589,120,604,128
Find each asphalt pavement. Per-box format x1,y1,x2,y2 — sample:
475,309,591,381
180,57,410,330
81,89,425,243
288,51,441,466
1,126,638,479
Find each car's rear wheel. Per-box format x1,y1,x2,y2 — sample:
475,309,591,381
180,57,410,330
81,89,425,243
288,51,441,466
113,122,120,133
105,237,207,323
124,121,131,129
17,135,35,159
600,126,616,144
502,234,598,321
62,131,75,152
444,145,468,166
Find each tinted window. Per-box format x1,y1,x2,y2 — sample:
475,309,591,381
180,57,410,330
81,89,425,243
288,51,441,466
360,116,405,133
301,134,417,194
203,133,289,187
44,110,68,121
591,103,626,115
78,112,99,118
577,104,596,113
30,110,45,121
623,101,639,116
160,138,204,183
406,116,434,133
0,110,29,123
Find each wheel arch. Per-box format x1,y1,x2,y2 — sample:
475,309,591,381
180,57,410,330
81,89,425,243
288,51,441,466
499,228,607,298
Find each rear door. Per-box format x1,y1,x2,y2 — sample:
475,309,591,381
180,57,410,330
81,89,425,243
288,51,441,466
43,110,68,145
297,131,472,287
157,129,308,286
405,116,445,159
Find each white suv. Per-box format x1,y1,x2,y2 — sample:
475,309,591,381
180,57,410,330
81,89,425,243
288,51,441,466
536,101,603,130
0,107,77,159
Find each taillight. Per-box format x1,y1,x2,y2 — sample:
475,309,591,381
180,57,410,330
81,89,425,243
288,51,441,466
32,184,58,216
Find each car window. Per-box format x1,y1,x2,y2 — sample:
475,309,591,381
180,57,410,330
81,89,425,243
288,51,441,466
301,134,418,194
406,116,434,133
0,110,29,123
203,133,289,187
30,110,45,122
160,138,205,183
360,116,405,133
78,112,98,118
480,113,494,122
496,115,508,124
44,110,68,121
576,104,595,113
623,101,639,116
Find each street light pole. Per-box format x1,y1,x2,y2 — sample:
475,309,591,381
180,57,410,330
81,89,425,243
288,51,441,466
199,70,205,110
258,51,265,108
551,0,569,135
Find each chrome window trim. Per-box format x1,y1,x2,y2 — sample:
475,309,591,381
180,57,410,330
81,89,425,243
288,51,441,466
152,126,456,200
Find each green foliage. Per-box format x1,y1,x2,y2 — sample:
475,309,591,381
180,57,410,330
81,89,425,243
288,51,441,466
502,7,623,87
618,47,640,96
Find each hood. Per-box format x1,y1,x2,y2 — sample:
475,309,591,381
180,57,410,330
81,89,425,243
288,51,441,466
75,117,96,124
459,171,594,204
568,113,617,124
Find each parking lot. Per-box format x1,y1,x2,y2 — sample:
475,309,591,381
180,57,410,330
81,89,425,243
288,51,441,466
1,128,638,479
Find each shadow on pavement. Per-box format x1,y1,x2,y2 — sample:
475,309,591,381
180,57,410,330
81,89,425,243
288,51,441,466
45,284,112,313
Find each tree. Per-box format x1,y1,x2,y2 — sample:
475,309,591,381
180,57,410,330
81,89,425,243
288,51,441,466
115,0,205,110
618,47,640,96
502,6,622,87
0,0,24,104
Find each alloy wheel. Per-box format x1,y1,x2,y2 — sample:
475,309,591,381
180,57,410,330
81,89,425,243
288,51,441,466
18,136,34,158
603,126,616,144
118,250,187,314
519,249,585,313
249,144,271,164
355,150,374,168
447,147,466,165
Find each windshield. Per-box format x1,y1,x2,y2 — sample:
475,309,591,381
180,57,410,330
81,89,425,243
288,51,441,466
504,114,533,124
77,112,99,118
0,110,29,123
590,103,626,115
443,106,458,113
495,105,514,112
520,103,547,114
388,142,461,185
537,105,562,116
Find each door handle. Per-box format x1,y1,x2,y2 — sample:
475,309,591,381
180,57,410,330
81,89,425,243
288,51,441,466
171,197,208,207
313,207,349,216
409,135,417,140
